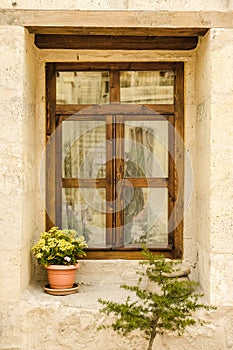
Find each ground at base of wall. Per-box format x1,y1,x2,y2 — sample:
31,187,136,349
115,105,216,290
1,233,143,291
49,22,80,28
0,282,232,350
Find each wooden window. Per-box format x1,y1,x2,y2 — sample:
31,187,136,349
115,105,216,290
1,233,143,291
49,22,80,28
46,62,184,259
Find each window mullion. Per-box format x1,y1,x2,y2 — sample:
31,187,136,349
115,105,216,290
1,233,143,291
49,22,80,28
168,119,175,247
173,63,184,258
46,63,56,229
114,115,125,247
106,115,115,246
55,122,63,229
109,70,120,103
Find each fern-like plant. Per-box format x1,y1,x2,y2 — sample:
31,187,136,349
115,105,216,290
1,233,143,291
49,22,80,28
98,248,216,350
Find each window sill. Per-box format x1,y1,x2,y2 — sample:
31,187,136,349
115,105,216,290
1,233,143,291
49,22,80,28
21,280,137,310
24,259,192,308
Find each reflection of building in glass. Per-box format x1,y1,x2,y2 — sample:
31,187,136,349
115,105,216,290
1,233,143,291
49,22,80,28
56,70,174,104
57,71,110,104
62,121,168,246
120,71,174,104
62,122,106,245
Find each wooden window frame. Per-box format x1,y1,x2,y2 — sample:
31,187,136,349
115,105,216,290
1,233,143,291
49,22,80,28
46,62,184,259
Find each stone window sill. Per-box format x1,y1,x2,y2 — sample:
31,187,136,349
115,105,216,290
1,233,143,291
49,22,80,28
22,280,131,309
24,259,192,308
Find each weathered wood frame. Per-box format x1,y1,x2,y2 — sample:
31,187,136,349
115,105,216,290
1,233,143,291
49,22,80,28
35,34,198,50
46,62,184,259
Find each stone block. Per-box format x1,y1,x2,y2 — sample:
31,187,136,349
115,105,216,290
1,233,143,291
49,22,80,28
0,250,21,302
0,0,76,9
196,244,211,302
77,0,129,10
127,0,233,11
77,259,145,287
1,0,233,10
210,253,233,306
209,206,233,254
210,29,233,96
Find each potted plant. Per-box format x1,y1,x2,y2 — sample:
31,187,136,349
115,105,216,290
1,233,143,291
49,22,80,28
31,226,87,292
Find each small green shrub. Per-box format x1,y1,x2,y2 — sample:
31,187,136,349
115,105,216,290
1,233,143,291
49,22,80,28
98,248,216,350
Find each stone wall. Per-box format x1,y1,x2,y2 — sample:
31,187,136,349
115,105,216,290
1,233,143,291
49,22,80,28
1,0,233,10
208,29,233,306
0,26,40,301
0,3,233,350
0,262,232,350
195,30,212,302
196,29,233,306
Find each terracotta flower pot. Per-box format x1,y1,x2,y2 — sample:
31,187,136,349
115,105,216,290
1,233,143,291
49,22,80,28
46,264,80,289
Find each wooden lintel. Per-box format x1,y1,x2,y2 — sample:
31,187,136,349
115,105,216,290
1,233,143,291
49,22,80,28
1,10,233,29
35,34,198,50
29,26,208,36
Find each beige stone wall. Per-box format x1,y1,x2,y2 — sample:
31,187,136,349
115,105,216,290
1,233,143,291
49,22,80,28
1,0,233,10
0,266,232,350
196,31,212,302
0,26,40,302
0,26,23,302
0,3,233,350
196,29,233,306
208,29,233,306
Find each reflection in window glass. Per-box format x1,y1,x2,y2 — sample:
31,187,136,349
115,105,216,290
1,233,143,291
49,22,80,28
62,188,106,247
62,121,106,178
124,121,168,178
124,188,168,246
120,71,174,104
56,71,109,104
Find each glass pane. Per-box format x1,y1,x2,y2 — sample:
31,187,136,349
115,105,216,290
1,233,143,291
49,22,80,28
62,188,106,247
62,121,106,178
124,188,168,246
124,121,168,178
120,71,174,104
56,71,110,104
